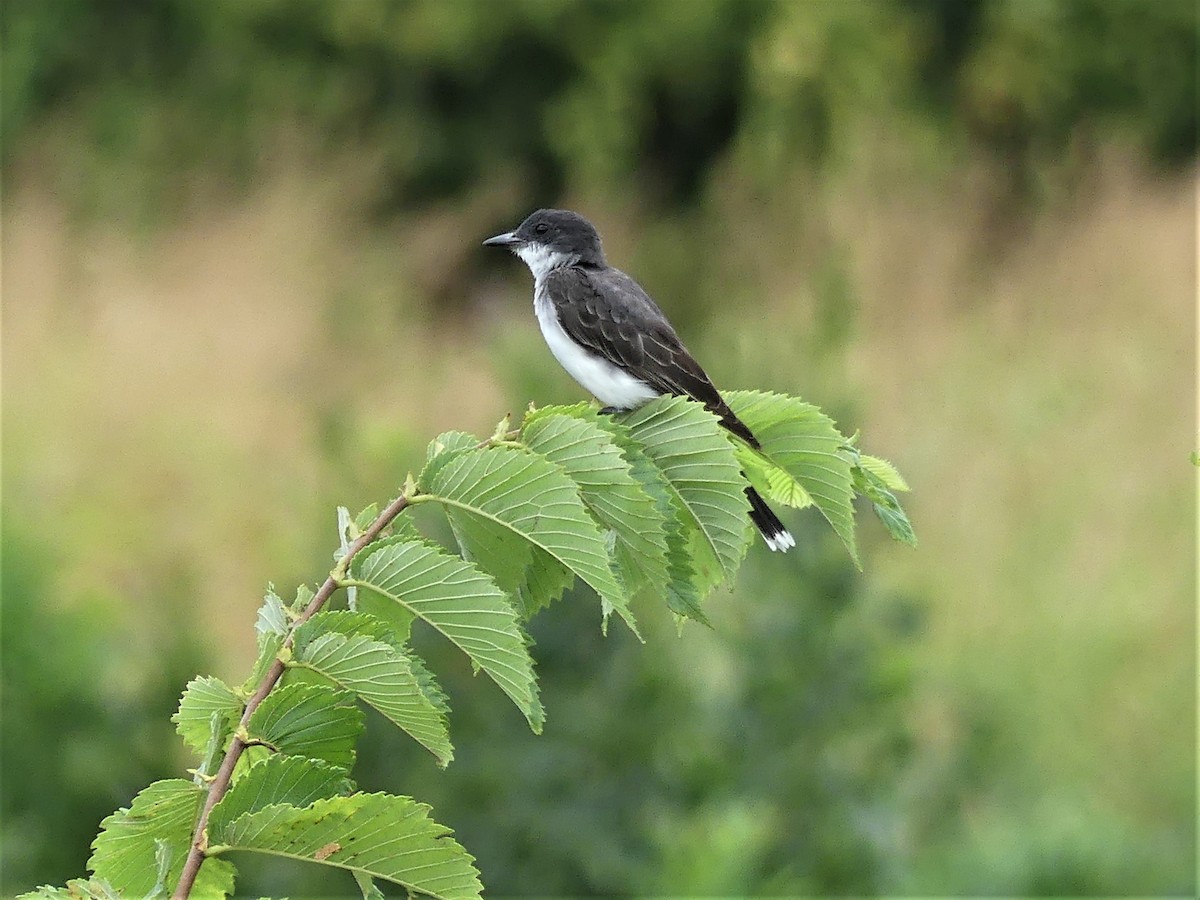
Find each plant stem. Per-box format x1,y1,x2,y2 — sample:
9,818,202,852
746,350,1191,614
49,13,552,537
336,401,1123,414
172,492,412,898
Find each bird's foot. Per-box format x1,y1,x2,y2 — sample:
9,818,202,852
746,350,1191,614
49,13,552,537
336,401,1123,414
598,406,620,416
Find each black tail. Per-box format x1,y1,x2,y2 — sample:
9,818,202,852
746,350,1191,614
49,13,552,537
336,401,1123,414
745,485,794,552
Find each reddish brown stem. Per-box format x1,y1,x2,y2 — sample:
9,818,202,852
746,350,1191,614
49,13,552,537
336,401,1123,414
173,493,411,898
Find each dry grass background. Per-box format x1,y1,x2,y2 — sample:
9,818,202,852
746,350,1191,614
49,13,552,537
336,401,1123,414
3,145,1194,881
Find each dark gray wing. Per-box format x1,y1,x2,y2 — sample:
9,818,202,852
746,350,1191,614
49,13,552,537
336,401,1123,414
543,265,759,447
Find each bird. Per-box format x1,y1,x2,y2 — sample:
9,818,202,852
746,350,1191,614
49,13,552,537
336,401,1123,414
483,208,794,552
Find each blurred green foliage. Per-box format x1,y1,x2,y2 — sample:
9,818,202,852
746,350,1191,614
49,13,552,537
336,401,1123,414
1,521,204,885
3,0,1195,212
1,0,1195,896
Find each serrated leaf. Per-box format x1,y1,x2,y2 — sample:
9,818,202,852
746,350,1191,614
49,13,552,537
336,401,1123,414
173,676,242,756
296,609,399,646
424,452,575,620
430,430,481,458
292,613,454,766
725,390,859,566
516,548,575,618
418,434,484,515
736,444,815,508
245,682,364,769
256,588,289,638
853,464,918,547
348,540,544,732
857,453,911,491
354,503,380,533
87,780,236,898
620,396,751,594
244,590,288,692
20,880,122,899
208,756,352,836
416,446,640,637
522,408,671,611
209,792,482,899
586,411,709,623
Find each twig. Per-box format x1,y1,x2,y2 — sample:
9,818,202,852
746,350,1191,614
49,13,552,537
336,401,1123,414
172,492,412,898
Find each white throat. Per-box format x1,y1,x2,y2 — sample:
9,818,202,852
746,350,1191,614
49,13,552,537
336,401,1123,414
515,243,576,283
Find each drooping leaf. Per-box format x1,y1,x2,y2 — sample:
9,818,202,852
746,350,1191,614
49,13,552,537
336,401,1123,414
312,607,451,720
173,676,242,757
621,396,751,594
291,613,454,766
427,442,571,618
245,682,364,769
208,793,483,900
208,755,352,837
852,463,918,547
522,407,671,610
348,539,544,732
87,780,236,898
516,547,575,619
724,390,859,566
354,871,386,900
588,411,709,623
415,446,639,637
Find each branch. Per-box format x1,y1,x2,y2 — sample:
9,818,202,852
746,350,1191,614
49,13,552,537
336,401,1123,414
172,492,412,898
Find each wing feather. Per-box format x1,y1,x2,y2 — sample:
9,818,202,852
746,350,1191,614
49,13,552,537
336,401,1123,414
543,266,760,447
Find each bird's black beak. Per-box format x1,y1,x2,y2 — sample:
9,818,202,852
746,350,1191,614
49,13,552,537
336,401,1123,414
483,230,522,248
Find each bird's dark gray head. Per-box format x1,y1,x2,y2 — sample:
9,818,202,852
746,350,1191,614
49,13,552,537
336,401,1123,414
483,209,605,275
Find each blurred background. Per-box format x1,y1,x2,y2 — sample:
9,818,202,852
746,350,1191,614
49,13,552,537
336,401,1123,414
2,0,1195,895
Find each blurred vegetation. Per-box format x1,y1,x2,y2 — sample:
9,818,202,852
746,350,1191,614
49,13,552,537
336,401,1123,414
2,0,1195,896
3,0,1196,213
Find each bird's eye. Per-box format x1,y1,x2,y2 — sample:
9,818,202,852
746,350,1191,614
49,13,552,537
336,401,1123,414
534,223,549,235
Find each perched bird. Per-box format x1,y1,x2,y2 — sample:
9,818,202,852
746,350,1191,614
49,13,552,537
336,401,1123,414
484,208,794,551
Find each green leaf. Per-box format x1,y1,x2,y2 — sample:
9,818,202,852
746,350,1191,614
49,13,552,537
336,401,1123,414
256,587,289,637
354,871,386,900
516,548,575,618
429,430,481,458
87,779,236,898
245,682,364,769
586,411,708,623
522,407,671,611
424,431,481,480
348,539,544,732
173,676,242,756
20,881,122,899
292,612,455,766
857,453,911,491
852,463,918,547
208,792,483,900
208,756,352,837
149,837,173,899
736,444,814,508
243,589,288,692
724,390,859,566
354,502,380,533
415,445,639,637
621,396,751,593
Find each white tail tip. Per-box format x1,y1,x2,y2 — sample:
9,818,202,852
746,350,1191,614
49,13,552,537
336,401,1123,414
764,529,796,552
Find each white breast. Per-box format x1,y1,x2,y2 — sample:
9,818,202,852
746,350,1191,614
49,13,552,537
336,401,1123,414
534,287,660,410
